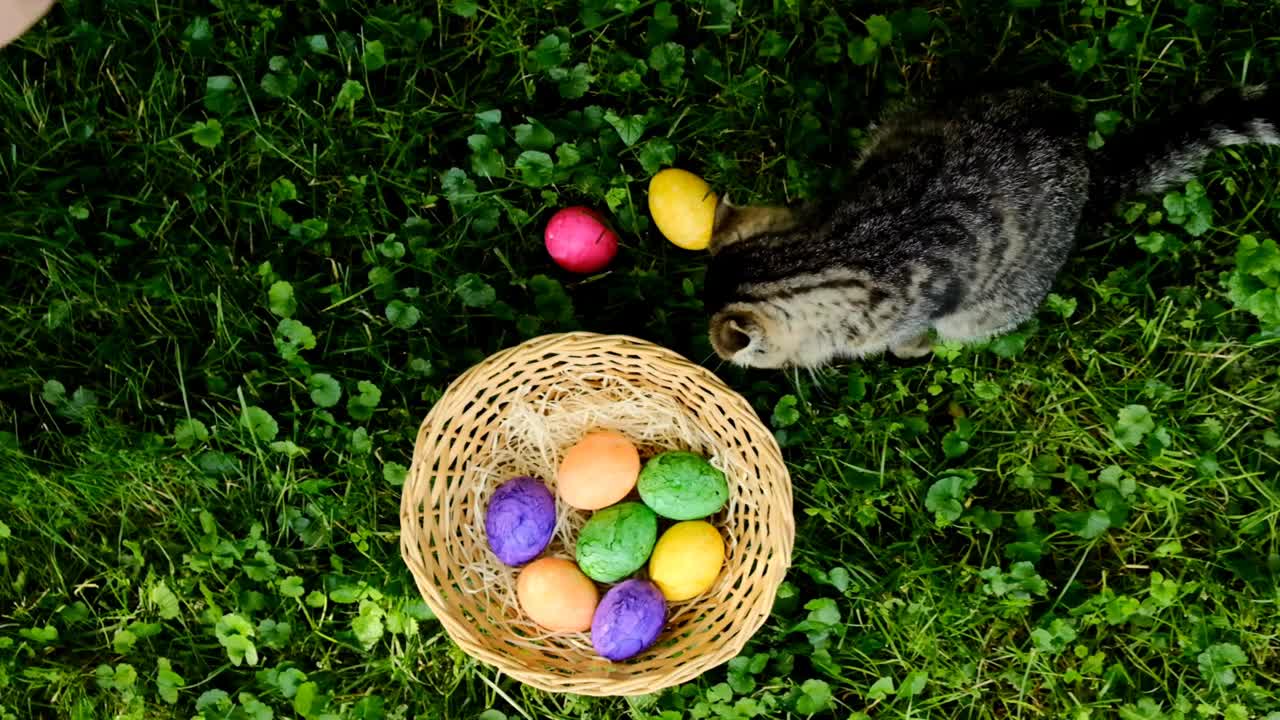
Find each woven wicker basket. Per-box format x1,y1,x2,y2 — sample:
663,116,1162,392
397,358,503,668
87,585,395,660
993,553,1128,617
400,332,794,696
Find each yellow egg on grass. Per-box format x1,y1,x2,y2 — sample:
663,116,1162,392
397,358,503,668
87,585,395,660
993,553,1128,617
648,168,718,251
648,520,725,602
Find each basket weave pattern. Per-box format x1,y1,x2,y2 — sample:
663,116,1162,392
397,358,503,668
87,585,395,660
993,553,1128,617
400,332,794,696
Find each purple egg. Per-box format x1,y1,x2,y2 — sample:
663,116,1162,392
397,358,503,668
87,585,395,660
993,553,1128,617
591,579,667,661
485,476,556,566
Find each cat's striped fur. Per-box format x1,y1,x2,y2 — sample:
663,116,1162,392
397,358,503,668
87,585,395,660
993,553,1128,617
704,84,1280,369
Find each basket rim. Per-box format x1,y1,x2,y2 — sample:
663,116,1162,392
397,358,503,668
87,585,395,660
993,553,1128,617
399,331,794,696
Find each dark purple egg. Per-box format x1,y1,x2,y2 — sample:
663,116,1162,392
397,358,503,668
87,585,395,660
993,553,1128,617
591,579,667,661
485,476,556,566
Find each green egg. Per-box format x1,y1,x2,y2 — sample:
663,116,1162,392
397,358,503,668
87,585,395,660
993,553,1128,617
575,502,658,583
636,451,729,520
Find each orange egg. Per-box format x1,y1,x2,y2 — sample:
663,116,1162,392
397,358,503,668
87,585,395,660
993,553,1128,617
556,430,640,510
516,557,599,632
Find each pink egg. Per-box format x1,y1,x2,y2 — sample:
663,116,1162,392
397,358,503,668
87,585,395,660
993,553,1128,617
544,206,619,274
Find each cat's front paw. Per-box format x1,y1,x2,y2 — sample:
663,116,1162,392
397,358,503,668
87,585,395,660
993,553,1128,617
890,334,933,359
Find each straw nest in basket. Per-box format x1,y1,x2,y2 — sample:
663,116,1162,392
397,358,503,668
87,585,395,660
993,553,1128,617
400,332,794,697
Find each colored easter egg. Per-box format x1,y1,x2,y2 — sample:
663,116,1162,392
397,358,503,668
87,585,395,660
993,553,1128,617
648,168,717,251
515,557,599,632
648,521,725,602
636,451,729,520
484,476,557,566
557,430,641,510
544,206,619,273
575,502,658,583
591,579,667,661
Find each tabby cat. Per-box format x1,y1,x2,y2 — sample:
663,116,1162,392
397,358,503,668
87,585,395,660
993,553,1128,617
703,84,1279,368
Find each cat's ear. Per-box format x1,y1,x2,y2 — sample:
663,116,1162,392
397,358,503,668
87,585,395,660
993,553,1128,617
708,193,740,254
712,193,738,230
709,309,762,359
708,195,801,255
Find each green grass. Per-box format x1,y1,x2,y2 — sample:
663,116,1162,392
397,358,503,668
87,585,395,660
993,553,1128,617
2,0,1280,718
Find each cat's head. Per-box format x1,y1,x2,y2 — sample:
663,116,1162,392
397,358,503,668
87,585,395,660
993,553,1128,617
703,198,895,369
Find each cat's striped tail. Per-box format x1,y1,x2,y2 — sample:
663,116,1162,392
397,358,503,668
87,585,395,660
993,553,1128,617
1089,84,1280,207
